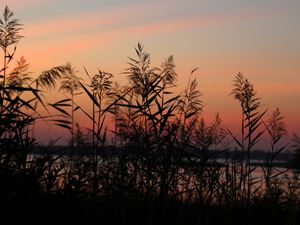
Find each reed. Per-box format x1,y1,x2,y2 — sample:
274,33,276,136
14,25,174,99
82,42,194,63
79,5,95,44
1,5,300,225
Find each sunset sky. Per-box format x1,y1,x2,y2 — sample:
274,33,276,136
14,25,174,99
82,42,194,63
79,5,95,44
2,0,300,146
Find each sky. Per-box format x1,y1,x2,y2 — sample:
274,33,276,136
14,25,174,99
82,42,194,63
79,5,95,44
1,0,300,146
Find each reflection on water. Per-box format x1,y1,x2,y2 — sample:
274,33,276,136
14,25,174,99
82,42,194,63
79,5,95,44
28,154,300,198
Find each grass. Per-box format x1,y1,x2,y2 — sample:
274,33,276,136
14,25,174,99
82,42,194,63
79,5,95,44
1,5,300,225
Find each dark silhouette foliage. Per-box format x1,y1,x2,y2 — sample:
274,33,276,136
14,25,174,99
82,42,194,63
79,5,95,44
0,5,300,225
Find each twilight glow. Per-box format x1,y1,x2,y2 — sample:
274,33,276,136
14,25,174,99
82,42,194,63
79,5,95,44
2,0,300,145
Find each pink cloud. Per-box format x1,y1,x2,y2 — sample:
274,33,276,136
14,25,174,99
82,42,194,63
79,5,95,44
21,10,260,67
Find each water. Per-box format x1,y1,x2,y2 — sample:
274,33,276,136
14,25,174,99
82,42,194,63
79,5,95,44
26,152,300,201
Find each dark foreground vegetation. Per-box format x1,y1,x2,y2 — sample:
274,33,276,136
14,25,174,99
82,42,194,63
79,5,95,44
1,6,300,225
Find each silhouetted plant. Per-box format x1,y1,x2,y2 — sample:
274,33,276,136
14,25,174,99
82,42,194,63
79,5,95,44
0,6,37,177
229,72,267,203
89,69,113,148
292,133,300,170
120,43,188,200
35,65,66,90
77,67,125,194
29,65,67,137
0,6,23,87
1,6,300,223
188,114,229,205
262,108,287,201
58,63,82,158
177,69,203,149
7,56,31,88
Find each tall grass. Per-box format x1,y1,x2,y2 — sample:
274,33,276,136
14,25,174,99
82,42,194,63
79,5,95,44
229,72,267,203
1,5,300,225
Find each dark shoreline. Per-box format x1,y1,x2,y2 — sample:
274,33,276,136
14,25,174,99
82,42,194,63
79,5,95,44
2,197,299,225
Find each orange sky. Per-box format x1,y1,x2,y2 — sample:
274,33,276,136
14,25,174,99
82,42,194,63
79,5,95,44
1,0,300,147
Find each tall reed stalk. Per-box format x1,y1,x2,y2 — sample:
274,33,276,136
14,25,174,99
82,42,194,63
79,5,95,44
0,6,23,87
229,72,266,203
